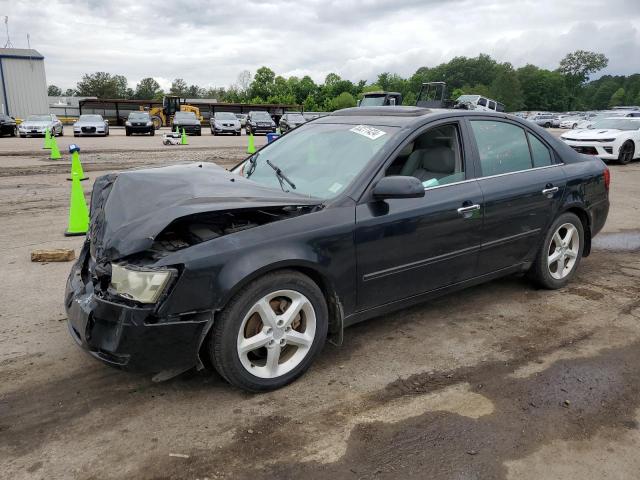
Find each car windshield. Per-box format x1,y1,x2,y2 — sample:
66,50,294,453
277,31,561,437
591,118,640,130
215,112,236,120
174,112,196,120
79,115,102,121
129,112,149,120
456,95,480,104
251,112,272,121
27,115,51,121
233,122,397,199
360,96,387,107
287,114,306,122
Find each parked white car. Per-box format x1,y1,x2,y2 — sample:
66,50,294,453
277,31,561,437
559,116,587,129
18,114,63,137
73,114,109,137
560,117,640,164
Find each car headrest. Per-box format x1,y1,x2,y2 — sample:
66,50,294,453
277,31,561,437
398,141,414,157
421,146,455,174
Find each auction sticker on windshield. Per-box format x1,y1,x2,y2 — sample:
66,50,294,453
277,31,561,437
350,125,387,140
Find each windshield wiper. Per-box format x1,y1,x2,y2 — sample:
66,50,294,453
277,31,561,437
266,159,296,191
245,152,259,178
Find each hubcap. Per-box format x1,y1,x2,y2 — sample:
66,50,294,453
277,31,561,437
547,223,579,280
237,289,316,379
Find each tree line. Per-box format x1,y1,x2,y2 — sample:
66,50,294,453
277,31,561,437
47,50,640,112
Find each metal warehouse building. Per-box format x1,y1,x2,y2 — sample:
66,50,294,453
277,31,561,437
0,48,49,119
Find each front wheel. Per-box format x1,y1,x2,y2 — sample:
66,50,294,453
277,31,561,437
618,141,635,165
544,122,551,128
529,212,584,289
149,129,155,136
210,270,328,392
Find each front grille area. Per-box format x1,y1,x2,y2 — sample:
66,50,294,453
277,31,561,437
82,127,96,133
571,146,598,155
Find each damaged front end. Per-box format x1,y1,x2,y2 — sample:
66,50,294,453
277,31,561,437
64,162,322,377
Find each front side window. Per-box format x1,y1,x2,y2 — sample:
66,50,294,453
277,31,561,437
385,124,465,189
470,121,532,176
234,123,397,199
477,97,488,107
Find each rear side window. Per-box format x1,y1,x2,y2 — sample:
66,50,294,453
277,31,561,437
488,101,496,110
470,121,532,176
528,133,553,167
478,97,487,107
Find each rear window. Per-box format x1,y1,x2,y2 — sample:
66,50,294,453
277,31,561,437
528,133,553,167
470,120,532,176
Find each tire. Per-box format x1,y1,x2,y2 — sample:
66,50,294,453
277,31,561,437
125,129,131,136
544,122,551,128
618,140,635,165
59,128,64,137
74,133,79,137
210,270,328,392
11,126,17,137
151,116,162,130
196,131,201,136
20,134,26,138
572,123,577,129
149,129,155,136
529,212,584,289
211,129,215,135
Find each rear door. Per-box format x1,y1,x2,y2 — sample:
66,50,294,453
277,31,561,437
467,118,567,275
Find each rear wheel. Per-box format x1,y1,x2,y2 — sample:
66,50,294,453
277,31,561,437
210,270,328,392
572,123,578,129
544,122,551,128
529,212,584,289
151,116,162,130
618,141,635,165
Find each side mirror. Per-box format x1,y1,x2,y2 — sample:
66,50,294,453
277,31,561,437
372,176,425,200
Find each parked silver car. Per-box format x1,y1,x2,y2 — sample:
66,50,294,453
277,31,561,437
528,113,558,128
73,114,109,137
235,113,248,128
18,114,63,137
211,112,241,135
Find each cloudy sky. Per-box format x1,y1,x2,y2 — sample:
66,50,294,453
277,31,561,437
2,0,640,90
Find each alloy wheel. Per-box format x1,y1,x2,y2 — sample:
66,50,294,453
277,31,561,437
547,223,579,280
237,289,316,379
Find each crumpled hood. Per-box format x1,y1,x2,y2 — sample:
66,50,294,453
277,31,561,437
563,129,622,139
89,162,320,261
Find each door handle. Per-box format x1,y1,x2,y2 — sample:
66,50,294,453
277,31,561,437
457,204,481,215
542,186,559,196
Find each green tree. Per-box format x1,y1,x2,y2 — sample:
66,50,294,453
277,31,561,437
186,84,204,98
48,85,62,96
63,88,76,97
591,80,618,110
250,67,276,100
610,87,626,107
490,67,524,111
76,72,129,98
328,92,356,111
559,50,609,108
303,94,318,112
134,77,162,100
169,78,188,96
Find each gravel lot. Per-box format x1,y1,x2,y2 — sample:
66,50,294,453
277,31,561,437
1,130,640,480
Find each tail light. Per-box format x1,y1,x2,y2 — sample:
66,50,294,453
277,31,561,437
603,167,610,192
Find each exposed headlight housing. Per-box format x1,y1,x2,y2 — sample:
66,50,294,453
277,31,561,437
110,264,175,304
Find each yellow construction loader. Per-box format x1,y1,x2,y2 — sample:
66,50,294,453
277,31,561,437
141,96,203,129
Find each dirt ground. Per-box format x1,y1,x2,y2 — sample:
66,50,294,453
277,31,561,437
1,131,640,480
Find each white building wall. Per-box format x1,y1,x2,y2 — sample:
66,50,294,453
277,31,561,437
1,56,49,118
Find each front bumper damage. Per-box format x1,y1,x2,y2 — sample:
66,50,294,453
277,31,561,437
65,243,211,375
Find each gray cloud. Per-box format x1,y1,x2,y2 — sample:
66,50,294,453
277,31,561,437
1,0,639,89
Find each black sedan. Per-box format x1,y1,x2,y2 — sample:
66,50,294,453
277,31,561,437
279,112,307,133
172,111,202,136
65,107,610,392
0,114,17,136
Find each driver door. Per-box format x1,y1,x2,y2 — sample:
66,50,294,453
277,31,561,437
354,121,484,310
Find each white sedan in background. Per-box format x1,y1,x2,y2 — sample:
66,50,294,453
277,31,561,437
73,114,109,137
561,117,640,164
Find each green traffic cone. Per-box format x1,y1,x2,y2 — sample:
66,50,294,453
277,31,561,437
64,172,90,236
49,136,61,160
247,133,256,154
43,128,52,149
67,145,88,180
181,128,188,145
175,123,180,133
